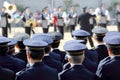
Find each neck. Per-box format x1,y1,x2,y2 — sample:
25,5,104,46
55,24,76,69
29,59,42,66
70,63,82,67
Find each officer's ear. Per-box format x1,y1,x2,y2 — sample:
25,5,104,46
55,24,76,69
68,58,71,63
93,34,97,41
107,48,113,57
26,51,31,60
15,44,19,49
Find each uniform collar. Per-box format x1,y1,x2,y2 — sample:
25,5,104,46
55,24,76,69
71,64,84,69
70,63,82,67
111,56,120,59
44,54,49,56
32,62,44,67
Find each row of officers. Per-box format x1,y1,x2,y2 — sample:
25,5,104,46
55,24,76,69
2,4,120,38
0,26,120,80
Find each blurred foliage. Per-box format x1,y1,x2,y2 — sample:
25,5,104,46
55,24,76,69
64,0,79,12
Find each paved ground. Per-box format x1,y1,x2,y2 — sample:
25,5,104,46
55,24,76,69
0,25,118,51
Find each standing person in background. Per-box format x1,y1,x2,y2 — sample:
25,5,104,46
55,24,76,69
89,7,96,36
41,7,50,33
68,6,77,37
22,7,35,35
57,6,66,38
95,4,110,28
78,7,94,48
0,7,11,37
51,8,58,32
35,10,41,27
116,5,120,32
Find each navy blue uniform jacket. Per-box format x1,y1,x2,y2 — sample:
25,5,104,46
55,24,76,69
0,54,26,73
16,62,59,80
59,65,95,80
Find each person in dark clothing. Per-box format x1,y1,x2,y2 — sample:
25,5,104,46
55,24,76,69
59,41,95,80
0,66,15,80
14,33,30,63
96,32,120,80
0,37,26,73
48,32,66,63
71,30,98,73
7,38,17,55
16,39,59,80
78,7,95,48
32,33,62,72
92,27,109,62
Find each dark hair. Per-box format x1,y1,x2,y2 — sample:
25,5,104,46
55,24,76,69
0,46,8,55
51,41,60,48
68,50,84,56
96,36,104,42
17,41,25,49
29,50,44,60
107,45,120,55
74,36,87,44
44,46,51,54
8,45,15,55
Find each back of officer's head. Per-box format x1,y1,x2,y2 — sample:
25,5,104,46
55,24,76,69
23,39,48,61
13,33,30,50
64,41,87,64
32,33,53,54
0,37,10,55
48,32,63,48
7,39,17,55
72,30,90,44
103,34,120,55
92,27,108,43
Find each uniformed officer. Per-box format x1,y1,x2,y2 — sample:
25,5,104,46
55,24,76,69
0,37,26,73
62,39,85,68
32,33,62,72
0,66,15,80
8,38,17,55
72,30,98,73
59,42,95,80
16,39,59,80
96,32,120,80
14,33,30,63
92,27,109,62
48,32,66,63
